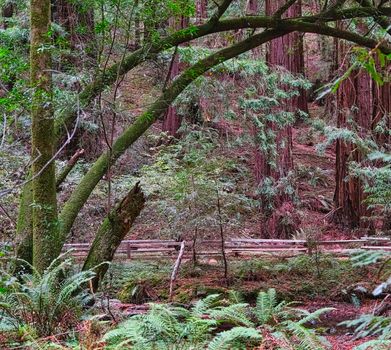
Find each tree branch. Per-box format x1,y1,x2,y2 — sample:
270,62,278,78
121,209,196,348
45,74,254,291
55,6,391,140
273,0,299,19
356,0,391,35
56,149,85,190
57,29,289,251
209,0,234,25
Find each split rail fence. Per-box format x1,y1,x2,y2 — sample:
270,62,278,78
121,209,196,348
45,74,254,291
62,236,391,261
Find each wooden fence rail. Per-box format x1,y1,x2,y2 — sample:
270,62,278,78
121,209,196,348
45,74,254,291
60,236,391,260
2,237,390,260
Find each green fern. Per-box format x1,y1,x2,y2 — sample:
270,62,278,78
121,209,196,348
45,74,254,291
254,288,291,324
209,303,254,327
103,289,332,350
284,320,330,350
340,314,391,340
207,327,261,350
0,251,95,336
353,339,391,350
191,293,221,317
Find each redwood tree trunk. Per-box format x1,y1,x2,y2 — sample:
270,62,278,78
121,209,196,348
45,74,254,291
162,15,189,136
196,0,207,24
255,0,305,238
52,0,96,59
333,23,374,230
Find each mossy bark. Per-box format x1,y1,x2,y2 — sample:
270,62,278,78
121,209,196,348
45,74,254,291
30,0,60,273
82,183,145,291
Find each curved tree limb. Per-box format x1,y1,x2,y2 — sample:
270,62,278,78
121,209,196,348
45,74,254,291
57,14,391,253
55,7,391,137
356,0,391,35
58,29,290,253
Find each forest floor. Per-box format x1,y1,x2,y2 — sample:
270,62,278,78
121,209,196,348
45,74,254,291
103,255,384,350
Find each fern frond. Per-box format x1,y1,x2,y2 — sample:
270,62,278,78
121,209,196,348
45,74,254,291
209,303,253,327
207,327,261,350
285,321,328,350
354,339,391,350
191,294,221,317
295,308,335,325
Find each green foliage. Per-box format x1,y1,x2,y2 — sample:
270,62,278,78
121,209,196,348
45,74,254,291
317,122,391,226
207,327,261,350
341,250,391,349
0,252,95,337
140,126,256,240
103,288,331,349
295,165,330,187
340,314,391,341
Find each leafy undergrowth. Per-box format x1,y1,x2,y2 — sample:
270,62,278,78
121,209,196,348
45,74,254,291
1,253,389,349
89,253,379,307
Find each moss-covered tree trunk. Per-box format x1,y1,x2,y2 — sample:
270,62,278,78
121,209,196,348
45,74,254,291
30,0,60,273
14,181,34,271
57,30,288,251
82,183,145,291
15,6,391,263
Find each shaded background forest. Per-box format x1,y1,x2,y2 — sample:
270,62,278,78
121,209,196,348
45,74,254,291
1,0,390,246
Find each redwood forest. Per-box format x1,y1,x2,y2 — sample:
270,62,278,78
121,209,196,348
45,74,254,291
0,0,391,349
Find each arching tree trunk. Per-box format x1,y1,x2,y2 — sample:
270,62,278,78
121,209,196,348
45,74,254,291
255,0,305,238
30,0,60,273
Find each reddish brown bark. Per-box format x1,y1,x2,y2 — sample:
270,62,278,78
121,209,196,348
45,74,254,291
372,81,391,145
255,0,306,238
248,0,258,13
162,15,189,136
266,0,307,114
196,0,208,24
333,24,375,230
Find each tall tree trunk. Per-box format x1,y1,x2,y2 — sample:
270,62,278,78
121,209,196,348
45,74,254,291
333,23,374,230
196,0,207,24
255,0,305,238
82,183,145,291
162,14,189,136
30,0,60,273
1,1,15,29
